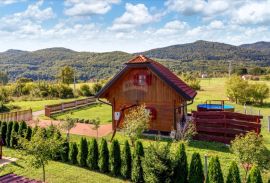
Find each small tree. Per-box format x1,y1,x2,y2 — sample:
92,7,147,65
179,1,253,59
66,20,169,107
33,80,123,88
91,118,100,138
250,83,269,104
18,121,27,137
226,161,241,183
132,141,144,183
247,166,263,183
121,140,132,179
77,138,88,167
87,138,99,170
10,121,19,148
6,121,13,147
18,128,63,182
61,141,69,162
188,153,204,183
110,139,121,176
59,66,74,84
143,142,173,183
175,121,197,142
206,156,224,183
173,143,188,183
69,142,78,164
231,131,270,181
123,105,150,146
99,138,109,173
0,122,7,144
92,82,103,94
25,126,32,141
61,116,76,142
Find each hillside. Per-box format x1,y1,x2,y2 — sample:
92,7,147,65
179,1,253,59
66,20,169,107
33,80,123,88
0,40,270,81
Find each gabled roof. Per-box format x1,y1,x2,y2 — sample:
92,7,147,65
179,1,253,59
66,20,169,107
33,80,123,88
96,55,197,100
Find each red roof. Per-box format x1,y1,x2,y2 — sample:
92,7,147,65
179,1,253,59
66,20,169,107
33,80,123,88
127,55,154,63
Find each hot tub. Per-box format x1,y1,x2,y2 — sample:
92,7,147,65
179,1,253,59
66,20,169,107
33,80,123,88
197,104,234,112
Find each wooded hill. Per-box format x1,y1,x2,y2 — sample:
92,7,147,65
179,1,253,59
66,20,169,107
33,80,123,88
1,40,270,81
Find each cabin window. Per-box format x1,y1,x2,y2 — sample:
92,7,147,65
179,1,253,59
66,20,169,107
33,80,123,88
133,73,152,86
145,107,157,120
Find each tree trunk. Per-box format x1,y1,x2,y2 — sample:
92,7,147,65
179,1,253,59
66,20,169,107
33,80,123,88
42,163,45,182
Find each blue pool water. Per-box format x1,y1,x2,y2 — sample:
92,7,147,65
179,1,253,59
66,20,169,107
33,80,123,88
197,104,234,110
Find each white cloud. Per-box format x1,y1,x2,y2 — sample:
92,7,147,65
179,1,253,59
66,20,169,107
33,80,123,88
0,0,24,5
109,3,162,31
155,20,187,35
64,0,120,16
208,20,224,29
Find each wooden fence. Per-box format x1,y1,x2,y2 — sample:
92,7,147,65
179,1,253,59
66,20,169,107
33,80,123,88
0,109,32,122
45,97,96,117
192,111,262,144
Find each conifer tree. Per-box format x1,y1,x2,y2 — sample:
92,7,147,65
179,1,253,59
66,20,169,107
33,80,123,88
110,139,121,176
61,141,69,162
0,122,7,144
10,121,19,147
18,121,27,137
77,138,88,167
189,153,204,183
6,121,13,147
226,161,241,183
69,142,78,164
87,138,99,170
247,166,263,183
206,156,224,183
173,143,188,183
99,138,109,173
25,126,32,141
132,141,144,183
121,140,132,179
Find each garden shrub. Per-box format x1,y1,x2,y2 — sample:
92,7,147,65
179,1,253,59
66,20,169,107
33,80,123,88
247,166,263,183
99,138,109,173
0,122,7,144
226,161,241,183
10,121,19,147
69,142,78,164
25,126,32,141
6,121,13,147
132,141,144,183
143,142,173,183
110,139,121,176
79,84,92,96
46,124,56,138
18,121,27,137
189,152,204,183
87,138,99,170
77,138,88,167
121,140,132,179
173,143,188,183
206,156,224,183
61,141,69,162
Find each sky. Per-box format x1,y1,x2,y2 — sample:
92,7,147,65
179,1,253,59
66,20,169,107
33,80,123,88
0,0,270,53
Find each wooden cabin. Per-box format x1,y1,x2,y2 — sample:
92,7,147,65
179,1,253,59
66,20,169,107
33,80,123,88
96,55,197,133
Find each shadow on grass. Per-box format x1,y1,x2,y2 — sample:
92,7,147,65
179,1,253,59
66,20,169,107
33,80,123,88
10,161,24,169
188,140,230,153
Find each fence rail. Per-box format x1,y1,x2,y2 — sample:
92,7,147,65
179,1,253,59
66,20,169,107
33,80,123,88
45,97,96,117
0,109,32,122
192,111,262,144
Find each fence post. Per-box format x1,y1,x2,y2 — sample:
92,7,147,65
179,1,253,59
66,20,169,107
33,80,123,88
204,154,208,181
268,116,270,132
61,103,64,111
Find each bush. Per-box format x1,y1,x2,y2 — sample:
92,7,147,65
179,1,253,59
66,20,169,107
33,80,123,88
226,161,241,183
87,138,99,170
132,141,144,183
0,122,7,145
189,153,204,183
57,84,74,99
77,138,88,167
69,142,78,164
25,126,32,141
173,143,188,183
79,84,92,96
10,121,19,147
6,121,13,147
61,141,69,162
92,82,103,94
121,140,132,179
18,121,27,137
99,138,109,173
143,143,173,183
46,124,56,138
110,139,121,176
206,156,224,183
247,166,263,183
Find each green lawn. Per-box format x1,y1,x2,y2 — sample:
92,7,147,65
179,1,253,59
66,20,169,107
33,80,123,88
52,104,112,124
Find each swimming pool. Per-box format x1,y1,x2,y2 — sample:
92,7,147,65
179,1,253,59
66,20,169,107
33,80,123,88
197,104,235,112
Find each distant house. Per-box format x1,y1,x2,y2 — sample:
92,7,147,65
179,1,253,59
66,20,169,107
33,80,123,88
201,73,208,78
242,74,260,80
96,55,197,133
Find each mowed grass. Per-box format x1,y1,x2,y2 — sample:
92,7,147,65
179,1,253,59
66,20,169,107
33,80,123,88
52,104,112,124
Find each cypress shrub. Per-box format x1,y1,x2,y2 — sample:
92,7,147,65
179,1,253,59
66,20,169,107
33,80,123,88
0,122,7,145
46,124,56,138
132,141,144,183
53,129,62,161
41,128,47,138
189,153,204,183
32,125,38,137
6,121,13,147
61,141,69,162
247,166,263,183
206,156,224,183
10,121,19,148
173,143,188,183
87,138,99,170
121,140,132,179
268,178,270,183
226,161,241,183
77,138,88,167
25,126,32,141
110,139,121,176
99,138,109,173
69,142,78,164
18,121,27,137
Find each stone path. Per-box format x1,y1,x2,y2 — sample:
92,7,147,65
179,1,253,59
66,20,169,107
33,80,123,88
0,157,17,167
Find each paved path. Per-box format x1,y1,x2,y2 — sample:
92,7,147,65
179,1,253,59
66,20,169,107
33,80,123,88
27,119,112,137
32,110,45,120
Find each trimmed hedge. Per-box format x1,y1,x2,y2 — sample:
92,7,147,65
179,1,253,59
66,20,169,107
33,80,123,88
132,141,144,183
247,166,263,183
110,139,121,176
18,121,27,137
173,143,188,183
0,122,7,144
6,121,13,147
189,152,204,183
206,156,224,183
99,138,109,173
121,140,132,179
77,138,88,167
226,161,241,183
61,141,69,162
10,121,19,147
87,138,99,170
69,142,78,164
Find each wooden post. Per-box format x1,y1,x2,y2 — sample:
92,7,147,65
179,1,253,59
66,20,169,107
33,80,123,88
204,154,208,181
